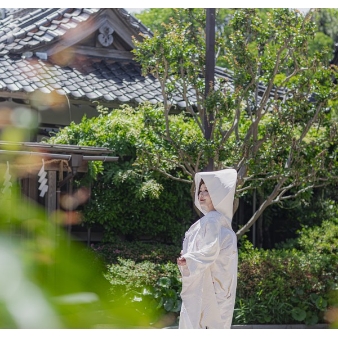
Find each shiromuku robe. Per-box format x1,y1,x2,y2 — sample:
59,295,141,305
178,169,238,329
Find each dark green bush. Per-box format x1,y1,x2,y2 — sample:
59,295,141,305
48,105,195,244
235,243,335,325
234,215,338,325
103,257,181,328
104,258,180,291
91,240,181,264
84,169,193,244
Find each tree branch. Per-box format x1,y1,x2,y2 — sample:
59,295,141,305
150,167,192,184
236,176,287,238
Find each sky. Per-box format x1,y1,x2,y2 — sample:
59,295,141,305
5,1,333,11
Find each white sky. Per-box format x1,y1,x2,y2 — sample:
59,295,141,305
4,1,333,10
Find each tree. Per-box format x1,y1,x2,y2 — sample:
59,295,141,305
132,8,338,239
135,8,234,68
135,8,335,66
313,8,338,43
134,8,177,33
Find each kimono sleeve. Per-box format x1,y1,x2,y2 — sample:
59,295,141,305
181,217,221,278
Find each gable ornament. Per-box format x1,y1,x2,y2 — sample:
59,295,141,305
98,23,114,47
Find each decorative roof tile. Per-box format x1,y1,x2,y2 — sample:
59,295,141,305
103,93,115,101
3,77,14,84
117,95,130,102
7,83,20,91
70,90,82,98
39,86,51,94
134,97,143,104
22,85,35,92
85,91,100,99
49,83,62,89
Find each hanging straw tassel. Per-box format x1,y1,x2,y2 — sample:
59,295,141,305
38,159,48,197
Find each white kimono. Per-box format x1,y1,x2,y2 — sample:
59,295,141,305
178,169,238,329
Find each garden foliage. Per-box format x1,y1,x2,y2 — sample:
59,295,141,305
47,105,196,243
48,8,338,243
98,210,338,326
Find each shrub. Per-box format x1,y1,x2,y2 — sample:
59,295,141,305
96,215,338,326
103,257,181,328
234,216,338,325
235,244,334,325
84,170,193,244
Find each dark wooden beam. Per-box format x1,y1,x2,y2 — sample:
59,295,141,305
75,46,134,60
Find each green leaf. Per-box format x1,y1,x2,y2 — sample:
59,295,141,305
156,297,164,310
291,307,307,321
163,298,174,312
310,293,319,303
165,289,177,299
172,299,182,313
315,296,328,310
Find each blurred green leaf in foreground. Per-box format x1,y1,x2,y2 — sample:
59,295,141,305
0,121,161,329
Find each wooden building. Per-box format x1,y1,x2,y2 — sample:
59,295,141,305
0,8,171,140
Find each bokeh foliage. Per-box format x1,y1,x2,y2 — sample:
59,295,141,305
0,124,163,328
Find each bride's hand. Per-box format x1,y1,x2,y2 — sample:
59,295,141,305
177,256,186,266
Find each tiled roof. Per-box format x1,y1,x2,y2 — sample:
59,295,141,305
0,9,98,55
0,53,284,108
0,8,169,107
0,8,151,56
0,53,199,107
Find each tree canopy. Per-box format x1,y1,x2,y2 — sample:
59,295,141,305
135,8,338,66
132,8,338,238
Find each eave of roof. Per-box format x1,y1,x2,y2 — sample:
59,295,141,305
0,140,114,155
0,53,195,106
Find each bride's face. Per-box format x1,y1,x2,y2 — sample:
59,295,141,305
198,183,215,213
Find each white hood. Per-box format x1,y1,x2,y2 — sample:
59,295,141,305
194,168,237,221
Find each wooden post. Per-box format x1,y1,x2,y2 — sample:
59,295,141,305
28,172,38,201
46,171,57,214
204,8,215,171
